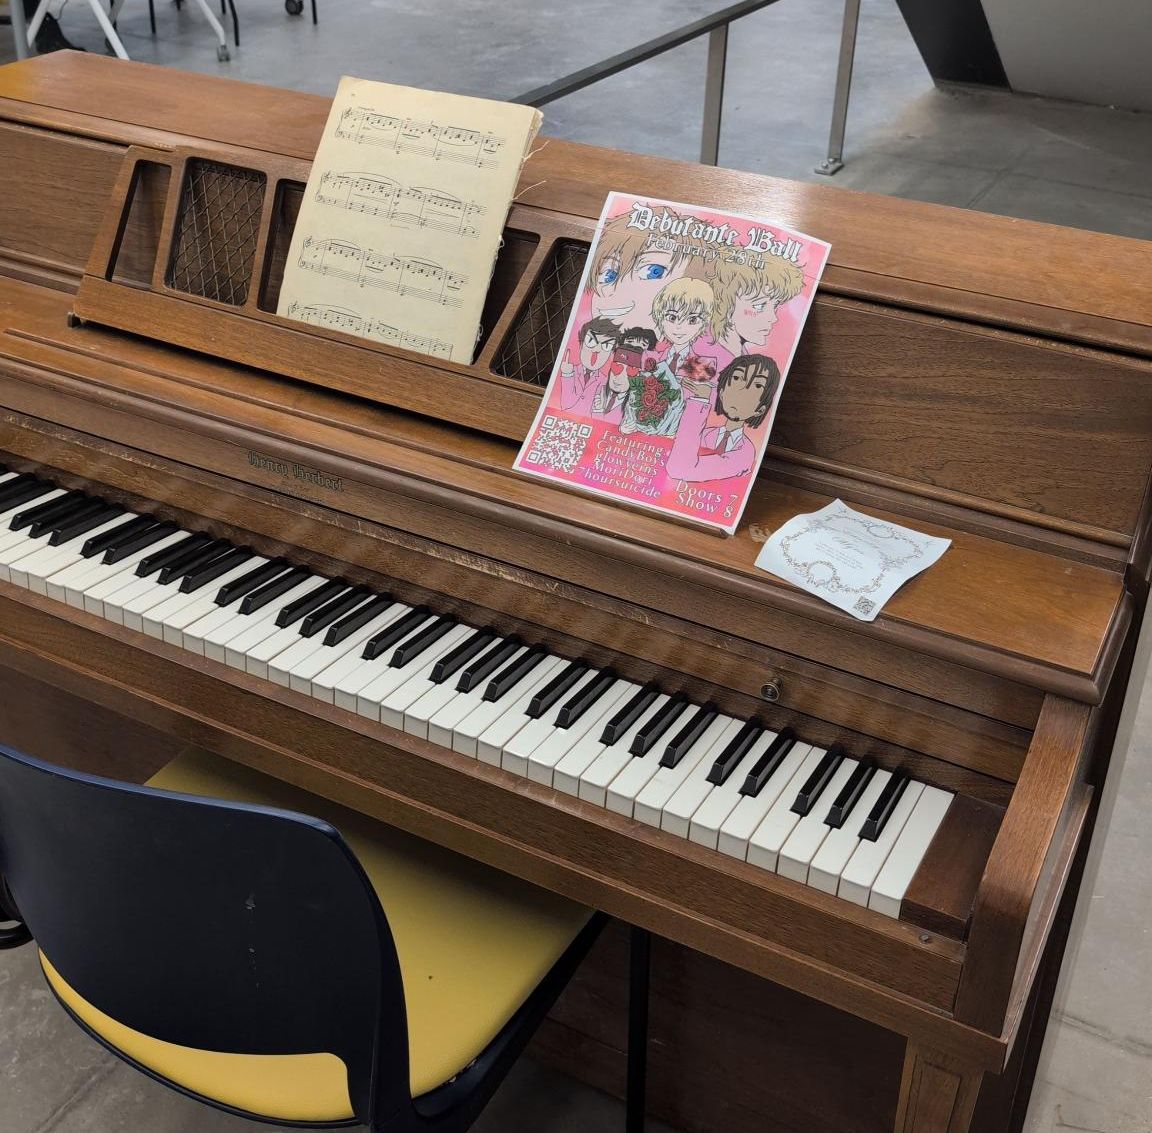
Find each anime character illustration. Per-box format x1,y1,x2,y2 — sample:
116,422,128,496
618,278,718,438
707,256,805,364
666,354,781,483
614,326,659,375
584,206,710,335
559,316,621,414
514,192,831,535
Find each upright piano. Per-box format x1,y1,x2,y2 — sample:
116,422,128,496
1,51,1151,1133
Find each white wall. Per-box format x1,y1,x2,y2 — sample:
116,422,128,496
982,0,1152,111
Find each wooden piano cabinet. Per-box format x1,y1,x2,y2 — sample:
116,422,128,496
2,51,1152,1133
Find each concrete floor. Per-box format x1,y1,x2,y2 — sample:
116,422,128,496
1,1,1151,1131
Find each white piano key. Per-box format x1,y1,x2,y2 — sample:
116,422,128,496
633,713,735,828
47,524,175,607
688,729,783,849
152,558,270,644
454,655,564,760
361,625,496,727
425,644,527,749
473,656,568,765
291,605,412,697
331,609,432,711
223,578,331,668
837,781,926,908
78,531,190,615
658,717,744,837
777,757,861,884
577,694,673,808
868,787,953,918
744,747,829,871
524,680,634,786
201,577,326,662
808,769,893,895
0,527,54,579
550,681,643,796
377,624,476,728
20,514,137,595
309,604,412,702
717,743,815,861
605,704,700,817
500,668,604,777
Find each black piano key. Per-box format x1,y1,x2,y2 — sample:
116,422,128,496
30,497,108,539
104,521,180,565
824,762,876,828
214,558,291,607
299,586,371,638
739,728,797,796
135,532,212,578
157,538,233,586
455,636,521,693
482,645,548,702
526,660,589,719
791,745,846,816
430,628,496,684
0,475,51,511
630,694,689,756
239,566,313,614
859,773,911,842
706,720,765,785
178,546,254,593
600,683,660,746
323,593,394,646
361,606,431,661
12,491,89,533
47,503,126,546
82,513,153,559
390,616,456,668
660,703,719,769
555,667,617,729
274,578,344,628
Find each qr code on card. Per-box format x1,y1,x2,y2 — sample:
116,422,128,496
853,596,876,616
523,416,592,473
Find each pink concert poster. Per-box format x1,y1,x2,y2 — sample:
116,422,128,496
512,193,831,535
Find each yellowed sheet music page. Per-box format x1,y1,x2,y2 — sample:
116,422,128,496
278,76,541,364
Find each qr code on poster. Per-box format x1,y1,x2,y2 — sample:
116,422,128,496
523,416,592,473
853,596,876,616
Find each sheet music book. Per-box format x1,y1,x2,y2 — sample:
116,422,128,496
278,77,542,365
513,193,831,535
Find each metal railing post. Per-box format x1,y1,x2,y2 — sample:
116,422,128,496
816,0,861,175
700,24,729,166
9,0,30,60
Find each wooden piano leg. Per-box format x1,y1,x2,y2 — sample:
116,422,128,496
895,1044,984,1133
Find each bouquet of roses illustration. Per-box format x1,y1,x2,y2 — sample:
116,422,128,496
627,367,682,428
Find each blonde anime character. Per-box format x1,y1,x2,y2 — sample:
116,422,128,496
585,206,711,336
708,256,805,359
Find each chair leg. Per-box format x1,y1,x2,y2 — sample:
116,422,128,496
626,926,649,1133
310,0,316,23
148,0,155,34
226,0,237,46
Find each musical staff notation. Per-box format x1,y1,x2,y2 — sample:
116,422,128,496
315,172,486,239
297,237,467,308
285,301,454,359
334,107,507,169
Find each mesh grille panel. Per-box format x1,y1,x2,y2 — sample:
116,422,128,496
166,160,266,305
492,240,590,387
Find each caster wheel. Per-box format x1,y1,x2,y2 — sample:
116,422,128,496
285,0,303,14
216,44,230,60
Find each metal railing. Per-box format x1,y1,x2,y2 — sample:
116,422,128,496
513,0,860,174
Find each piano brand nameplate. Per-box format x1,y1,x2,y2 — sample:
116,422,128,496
248,451,343,493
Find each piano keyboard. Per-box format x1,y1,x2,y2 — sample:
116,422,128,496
0,469,954,920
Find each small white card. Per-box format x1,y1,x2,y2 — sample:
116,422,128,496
755,500,951,622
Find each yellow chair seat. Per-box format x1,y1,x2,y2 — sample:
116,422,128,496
42,747,593,1123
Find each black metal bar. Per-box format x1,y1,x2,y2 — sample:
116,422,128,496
0,875,31,950
512,0,782,107
626,926,650,1133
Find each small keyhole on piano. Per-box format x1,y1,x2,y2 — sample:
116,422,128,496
760,679,783,703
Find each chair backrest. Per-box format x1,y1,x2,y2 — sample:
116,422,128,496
0,743,411,1124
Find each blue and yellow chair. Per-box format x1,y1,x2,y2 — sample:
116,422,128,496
0,742,646,1131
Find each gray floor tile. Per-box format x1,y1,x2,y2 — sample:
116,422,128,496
830,152,999,207
968,172,1152,239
